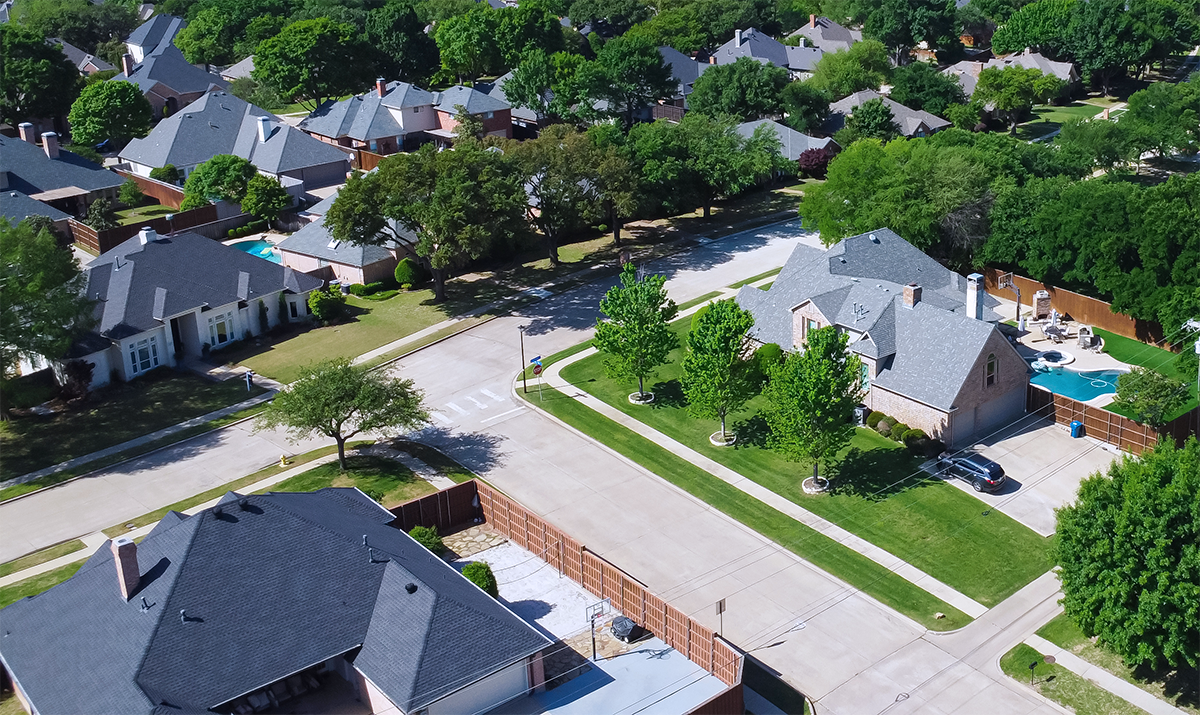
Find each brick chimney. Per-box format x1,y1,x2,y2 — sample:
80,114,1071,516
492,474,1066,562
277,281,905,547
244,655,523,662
903,283,921,308
121,53,135,76
967,273,984,320
708,55,716,64
111,537,139,601
377,78,387,97
41,132,60,159
810,13,817,28
18,122,36,144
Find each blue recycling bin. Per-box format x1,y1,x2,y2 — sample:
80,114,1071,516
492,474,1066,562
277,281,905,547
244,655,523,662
1070,420,1084,438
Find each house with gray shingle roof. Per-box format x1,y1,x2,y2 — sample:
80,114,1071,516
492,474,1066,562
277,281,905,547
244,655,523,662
48,36,115,74
712,27,825,79
786,15,862,53
658,46,709,107
114,43,229,119
0,488,552,714
737,225,1028,446
124,13,186,63
736,119,838,162
823,90,951,138
943,50,1079,98
62,228,322,387
1,129,124,217
219,54,255,83
120,91,351,190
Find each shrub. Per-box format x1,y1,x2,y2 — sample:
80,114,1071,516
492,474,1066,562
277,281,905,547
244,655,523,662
227,229,237,238
890,423,910,442
902,428,927,444
462,561,499,598
394,257,427,286
755,343,784,372
307,287,346,322
797,147,833,178
882,415,898,427
690,304,711,332
409,526,446,554
597,223,609,233
149,164,180,184
875,421,891,437
865,410,886,428
362,289,399,301
348,283,369,296
118,178,145,206
64,144,103,164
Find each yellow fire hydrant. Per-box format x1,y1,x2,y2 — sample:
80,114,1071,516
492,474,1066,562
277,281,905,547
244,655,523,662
280,454,288,468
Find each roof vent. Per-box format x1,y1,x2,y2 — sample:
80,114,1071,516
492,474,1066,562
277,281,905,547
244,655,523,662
405,583,418,594
138,227,157,244
238,499,251,511
869,233,879,243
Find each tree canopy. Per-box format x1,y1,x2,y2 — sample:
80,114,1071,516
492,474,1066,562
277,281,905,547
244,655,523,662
0,25,81,127
567,0,652,36
253,18,370,110
67,80,153,147
241,174,292,221
807,39,891,99
888,61,965,116
365,4,440,83
594,262,679,399
434,6,501,82
687,56,789,121
13,0,136,55
972,65,1064,133
780,81,831,133
681,299,756,439
862,0,958,63
578,34,677,128
837,96,900,144
510,124,602,265
1112,368,1191,428
182,154,258,209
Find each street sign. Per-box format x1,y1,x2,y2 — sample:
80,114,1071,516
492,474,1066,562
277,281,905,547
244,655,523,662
532,364,542,375
531,356,542,364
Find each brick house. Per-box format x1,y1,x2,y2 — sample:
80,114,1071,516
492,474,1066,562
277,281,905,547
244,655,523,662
737,226,1028,446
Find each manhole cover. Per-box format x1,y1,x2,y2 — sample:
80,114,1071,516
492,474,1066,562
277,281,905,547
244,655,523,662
1044,655,1056,665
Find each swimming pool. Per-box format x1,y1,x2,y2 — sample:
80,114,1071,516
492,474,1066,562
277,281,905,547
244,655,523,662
1029,367,1125,402
231,239,280,264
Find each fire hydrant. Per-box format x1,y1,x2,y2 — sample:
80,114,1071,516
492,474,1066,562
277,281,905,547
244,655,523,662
280,454,288,468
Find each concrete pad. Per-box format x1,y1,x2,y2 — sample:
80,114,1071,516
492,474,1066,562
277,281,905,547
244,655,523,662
949,680,1043,715
870,639,962,693
819,666,908,715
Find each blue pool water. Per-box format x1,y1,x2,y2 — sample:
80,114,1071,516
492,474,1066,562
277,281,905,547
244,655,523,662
1030,367,1124,402
232,239,280,263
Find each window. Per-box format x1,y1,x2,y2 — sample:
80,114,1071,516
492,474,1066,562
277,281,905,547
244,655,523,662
128,336,160,375
484,111,494,119
861,363,870,390
413,106,421,113
208,310,234,347
806,319,818,338
985,353,997,387
289,301,298,319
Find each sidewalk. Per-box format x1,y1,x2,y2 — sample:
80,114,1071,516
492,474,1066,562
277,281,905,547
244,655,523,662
541,323,989,620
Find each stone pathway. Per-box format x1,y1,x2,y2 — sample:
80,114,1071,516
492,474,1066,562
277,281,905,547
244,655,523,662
442,524,507,559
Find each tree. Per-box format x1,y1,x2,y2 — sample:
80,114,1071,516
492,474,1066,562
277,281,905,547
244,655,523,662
1054,437,1200,670
578,34,676,129
680,113,782,218
241,174,291,221
365,4,440,83
182,154,257,209
681,299,756,440
173,7,237,65
83,197,117,230
763,325,864,483
780,81,830,133
230,76,286,112
838,97,900,143
1120,75,1200,158
253,18,370,111
807,39,891,98
972,66,1064,134
945,99,983,130
149,164,180,184
589,128,639,245
118,178,145,207
66,80,152,146
495,0,564,69
0,26,81,128
0,219,94,383
798,147,833,177
1112,367,1190,428
687,56,789,121
625,6,707,53
325,143,527,302
862,0,958,64
234,14,289,59
256,358,429,470
434,7,501,82
567,0,652,36
503,50,556,122
462,561,500,598
594,262,679,399
13,0,136,56
511,124,601,265
307,286,346,321
1064,0,1146,95
889,61,966,116
990,0,1075,56
1054,118,1135,171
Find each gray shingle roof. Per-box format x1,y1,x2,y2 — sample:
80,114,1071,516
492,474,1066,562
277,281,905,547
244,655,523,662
1,190,71,224
712,27,824,73
126,14,187,55
219,54,255,82
49,37,115,72
0,135,125,195
0,489,550,714
736,119,837,161
83,231,322,339
120,91,351,174
658,46,707,98
824,90,951,137
114,44,229,97
736,225,1005,410
480,72,541,123
943,51,1079,98
435,85,510,115
276,211,413,268
786,16,862,52
299,81,436,142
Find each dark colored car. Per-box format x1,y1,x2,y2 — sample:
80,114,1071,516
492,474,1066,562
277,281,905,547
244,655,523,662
937,453,1007,492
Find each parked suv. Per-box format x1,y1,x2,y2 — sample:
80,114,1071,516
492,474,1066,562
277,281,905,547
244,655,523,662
937,453,1007,492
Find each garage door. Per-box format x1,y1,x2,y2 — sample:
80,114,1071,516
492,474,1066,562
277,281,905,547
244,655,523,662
954,386,1027,447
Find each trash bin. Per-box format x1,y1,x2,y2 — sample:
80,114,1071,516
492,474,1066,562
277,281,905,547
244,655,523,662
611,616,646,643
854,405,870,426
1070,420,1084,438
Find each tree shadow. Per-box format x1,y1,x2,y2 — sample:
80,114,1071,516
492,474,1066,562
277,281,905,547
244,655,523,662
828,447,932,501
731,413,771,449
649,379,686,410
414,426,508,472
1134,663,1198,708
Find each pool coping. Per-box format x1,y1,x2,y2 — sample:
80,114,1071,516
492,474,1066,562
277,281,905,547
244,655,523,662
1028,363,1130,407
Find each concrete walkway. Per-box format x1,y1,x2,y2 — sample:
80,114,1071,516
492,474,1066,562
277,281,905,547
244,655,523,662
1024,634,1189,715
542,345,990,620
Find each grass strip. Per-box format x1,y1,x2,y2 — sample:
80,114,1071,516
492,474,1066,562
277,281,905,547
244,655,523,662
525,385,971,631
677,291,724,311
0,539,86,578
392,440,477,483
259,455,435,507
0,404,268,504
100,441,370,537
0,562,84,609
1000,643,1148,715
728,267,783,289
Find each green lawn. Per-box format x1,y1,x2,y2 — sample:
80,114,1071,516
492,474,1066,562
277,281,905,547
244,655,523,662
391,439,477,483
1036,614,1199,714
525,384,971,630
1001,643,1147,715
115,203,173,226
1015,102,1106,140
561,322,1053,607
1095,328,1198,419
728,267,783,289
0,369,266,482
263,455,435,507
0,562,84,609
0,539,86,578
0,692,25,715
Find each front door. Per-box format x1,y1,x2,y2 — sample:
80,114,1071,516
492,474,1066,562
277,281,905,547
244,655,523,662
169,317,185,356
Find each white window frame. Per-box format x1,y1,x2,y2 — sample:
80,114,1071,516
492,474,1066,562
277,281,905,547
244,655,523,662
985,353,997,387
208,310,235,347
128,336,160,375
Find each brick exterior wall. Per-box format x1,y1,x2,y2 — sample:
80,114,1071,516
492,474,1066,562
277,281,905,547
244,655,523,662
944,328,1028,443
864,384,950,440
790,301,827,349
436,109,514,139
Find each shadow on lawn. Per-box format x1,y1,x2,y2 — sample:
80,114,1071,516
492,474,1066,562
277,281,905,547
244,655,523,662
828,447,931,501
1140,664,1199,709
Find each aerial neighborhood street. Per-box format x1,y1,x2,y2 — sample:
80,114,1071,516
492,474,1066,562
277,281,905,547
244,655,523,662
1,0,1199,713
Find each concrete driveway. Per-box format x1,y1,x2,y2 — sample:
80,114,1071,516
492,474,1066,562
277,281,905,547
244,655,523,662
936,416,1120,536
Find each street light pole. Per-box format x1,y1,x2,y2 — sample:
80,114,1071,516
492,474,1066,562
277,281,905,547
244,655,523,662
519,324,528,394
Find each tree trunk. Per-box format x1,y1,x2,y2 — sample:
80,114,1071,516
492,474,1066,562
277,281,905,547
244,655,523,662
719,412,727,439
613,216,623,246
431,268,447,303
812,462,819,482
637,375,645,398
545,231,560,266
702,201,711,219
336,436,347,471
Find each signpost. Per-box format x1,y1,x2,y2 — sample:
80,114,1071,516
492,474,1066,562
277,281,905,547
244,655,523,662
715,598,726,636
531,356,543,401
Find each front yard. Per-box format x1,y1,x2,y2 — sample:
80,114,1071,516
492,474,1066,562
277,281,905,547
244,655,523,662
1000,643,1143,715
263,455,436,507
1014,101,1106,141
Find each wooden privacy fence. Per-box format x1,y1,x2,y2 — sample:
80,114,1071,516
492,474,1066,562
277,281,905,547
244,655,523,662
1028,385,1199,455
389,480,745,706
70,203,218,253
983,268,1163,344
113,170,186,209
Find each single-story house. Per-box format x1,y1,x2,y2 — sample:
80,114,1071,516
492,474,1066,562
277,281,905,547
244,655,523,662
824,90,951,138
0,191,71,236
48,36,115,75
123,13,186,63
120,91,352,189
712,27,825,80
115,44,230,119
943,50,1079,97
737,226,1028,446
1,128,123,217
786,15,862,52
0,488,552,714
219,54,255,83
67,228,321,388
736,119,838,162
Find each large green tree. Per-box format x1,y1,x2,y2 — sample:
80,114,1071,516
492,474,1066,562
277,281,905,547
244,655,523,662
0,219,94,383
625,6,707,53
503,50,587,123
763,325,863,483
181,154,258,209
990,0,1076,56
253,18,370,110
837,96,900,144
687,56,789,121
681,299,756,441
511,124,601,265
1112,368,1190,428
256,358,429,470
66,80,152,146
972,65,1064,134
1120,74,1200,158
889,61,965,116
807,39,891,98
13,0,136,55
0,26,81,127
567,0,652,36
577,34,676,129
173,7,238,65
862,0,958,64
594,262,679,400
434,6,501,82
780,81,831,133
494,0,564,69
241,174,292,221
1054,437,1200,670
365,4,440,83
680,112,782,218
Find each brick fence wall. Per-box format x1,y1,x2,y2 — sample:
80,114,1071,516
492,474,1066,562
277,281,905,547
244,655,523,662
1028,385,1198,455
389,480,745,712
